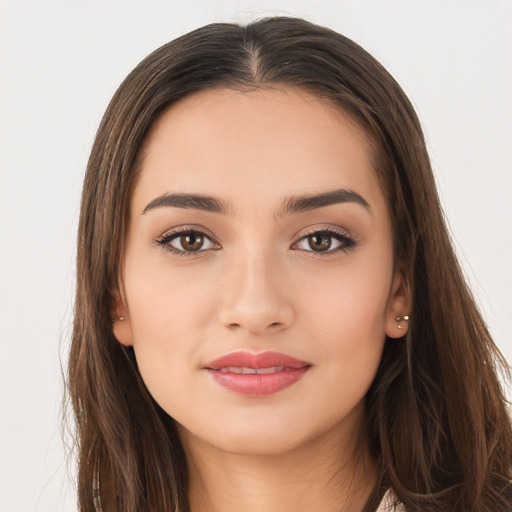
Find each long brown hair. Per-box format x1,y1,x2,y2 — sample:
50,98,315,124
68,17,512,511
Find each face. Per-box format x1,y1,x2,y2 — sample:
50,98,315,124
113,87,409,456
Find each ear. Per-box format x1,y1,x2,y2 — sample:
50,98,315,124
111,288,134,347
385,264,411,339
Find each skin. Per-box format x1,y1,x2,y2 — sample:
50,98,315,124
113,87,410,512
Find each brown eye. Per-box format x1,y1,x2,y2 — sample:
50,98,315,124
180,232,204,251
294,228,356,254
308,234,332,252
156,229,219,255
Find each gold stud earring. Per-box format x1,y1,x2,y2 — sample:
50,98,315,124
396,315,409,329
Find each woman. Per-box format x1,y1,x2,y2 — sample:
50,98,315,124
68,16,512,512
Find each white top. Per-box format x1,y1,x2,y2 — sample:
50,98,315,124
375,489,405,511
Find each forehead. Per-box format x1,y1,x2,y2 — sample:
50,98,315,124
132,87,386,218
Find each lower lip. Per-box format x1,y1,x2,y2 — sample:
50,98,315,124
207,367,310,397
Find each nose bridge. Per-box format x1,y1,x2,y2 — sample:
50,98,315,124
218,244,293,334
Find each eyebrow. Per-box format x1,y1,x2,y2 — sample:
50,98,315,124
142,193,232,215
277,188,370,217
142,188,370,216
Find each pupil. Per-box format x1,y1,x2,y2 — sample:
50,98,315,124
309,235,331,251
182,233,203,251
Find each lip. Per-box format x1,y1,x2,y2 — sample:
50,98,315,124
203,350,311,397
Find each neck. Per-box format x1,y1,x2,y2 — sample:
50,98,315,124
179,409,376,512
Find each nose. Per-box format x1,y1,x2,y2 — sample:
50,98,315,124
217,250,294,335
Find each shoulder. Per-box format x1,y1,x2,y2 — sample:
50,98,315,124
375,489,406,511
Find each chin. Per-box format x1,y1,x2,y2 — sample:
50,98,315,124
203,425,314,456
177,407,359,458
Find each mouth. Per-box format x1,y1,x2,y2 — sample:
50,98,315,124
203,351,311,397
216,366,289,374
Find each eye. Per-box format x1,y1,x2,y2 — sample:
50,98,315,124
294,228,356,254
155,229,219,255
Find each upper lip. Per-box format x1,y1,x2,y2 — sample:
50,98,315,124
204,350,310,370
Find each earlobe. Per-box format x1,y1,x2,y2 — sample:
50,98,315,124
112,288,134,347
385,266,411,339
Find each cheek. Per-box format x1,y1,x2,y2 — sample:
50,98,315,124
126,254,218,338
122,256,220,401
298,258,391,338
296,257,391,384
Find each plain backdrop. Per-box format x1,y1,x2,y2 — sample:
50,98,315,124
1,1,511,510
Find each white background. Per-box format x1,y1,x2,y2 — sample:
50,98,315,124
0,1,510,510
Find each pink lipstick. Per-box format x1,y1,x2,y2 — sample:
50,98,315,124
204,351,311,397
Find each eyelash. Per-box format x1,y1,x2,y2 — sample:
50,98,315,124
154,226,357,256
154,227,220,257
293,226,357,255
